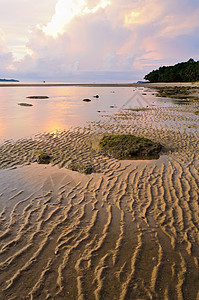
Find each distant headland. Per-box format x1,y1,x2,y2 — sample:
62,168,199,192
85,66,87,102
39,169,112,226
0,78,19,82
144,58,199,82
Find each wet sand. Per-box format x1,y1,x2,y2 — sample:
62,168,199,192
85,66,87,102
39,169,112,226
0,87,199,299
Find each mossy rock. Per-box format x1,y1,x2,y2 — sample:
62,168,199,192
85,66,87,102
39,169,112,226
67,162,93,174
99,134,162,160
37,152,51,164
194,110,199,115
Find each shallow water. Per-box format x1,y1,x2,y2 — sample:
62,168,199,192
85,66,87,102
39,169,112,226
0,85,174,142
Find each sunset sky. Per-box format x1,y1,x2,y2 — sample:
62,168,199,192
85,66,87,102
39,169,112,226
0,0,199,82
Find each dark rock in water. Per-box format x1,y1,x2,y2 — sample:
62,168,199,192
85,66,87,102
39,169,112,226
27,96,49,99
99,134,162,160
18,103,33,107
83,98,91,102
93,95,99,98
37,152,51,164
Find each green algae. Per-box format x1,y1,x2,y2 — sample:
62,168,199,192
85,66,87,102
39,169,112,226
36,152,51,164
67,162,93,174
99,134,162,160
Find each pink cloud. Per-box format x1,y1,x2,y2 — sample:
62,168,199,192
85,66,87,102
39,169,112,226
1,0,198,81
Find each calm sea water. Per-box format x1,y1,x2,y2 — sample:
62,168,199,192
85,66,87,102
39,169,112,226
0,85,171,142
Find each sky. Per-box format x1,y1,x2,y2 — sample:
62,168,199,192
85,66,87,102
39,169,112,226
0,0,199,82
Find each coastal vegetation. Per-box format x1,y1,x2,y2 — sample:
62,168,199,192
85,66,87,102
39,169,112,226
144,58,199,82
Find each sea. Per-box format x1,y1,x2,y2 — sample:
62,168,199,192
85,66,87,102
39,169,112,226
0,84,173,142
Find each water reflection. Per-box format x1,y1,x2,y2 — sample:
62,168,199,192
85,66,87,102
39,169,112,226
0,86,171,142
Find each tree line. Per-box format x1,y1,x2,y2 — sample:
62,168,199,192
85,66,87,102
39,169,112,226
144,58,199,82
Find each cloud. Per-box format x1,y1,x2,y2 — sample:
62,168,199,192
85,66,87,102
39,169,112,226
1,0,199,81
160,7,199,37
0,0,57,59
13,6,134,79
0,28,15,74
42,0,111,37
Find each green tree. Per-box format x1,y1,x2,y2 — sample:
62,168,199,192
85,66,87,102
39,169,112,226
144,59,199,82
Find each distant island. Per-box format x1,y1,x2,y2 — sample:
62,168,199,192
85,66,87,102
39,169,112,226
0,78,19,82
144,58,199,82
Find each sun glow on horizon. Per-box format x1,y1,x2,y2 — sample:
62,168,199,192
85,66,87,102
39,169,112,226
42,0,111,37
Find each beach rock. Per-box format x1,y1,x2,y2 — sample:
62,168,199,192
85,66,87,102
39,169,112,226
36,152,51,164
66,161,93,174
83,98,91,102
27,96,49,99
18,103,33,107
99,134,162,160
93,95,99,98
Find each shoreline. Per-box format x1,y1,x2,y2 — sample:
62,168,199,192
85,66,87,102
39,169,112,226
1,81,199,88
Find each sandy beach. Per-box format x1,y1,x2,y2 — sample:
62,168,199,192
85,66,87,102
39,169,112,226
0,84,198,299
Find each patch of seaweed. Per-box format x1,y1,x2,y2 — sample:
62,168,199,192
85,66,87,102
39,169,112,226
66,162,93,174
155,86,199,101
36,152,51,164
99,134,162,160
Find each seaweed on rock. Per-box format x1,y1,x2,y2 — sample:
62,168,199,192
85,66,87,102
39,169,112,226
36,152,52,164
99,134,162,160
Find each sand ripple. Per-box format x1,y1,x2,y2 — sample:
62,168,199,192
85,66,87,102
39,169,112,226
0,92,198,299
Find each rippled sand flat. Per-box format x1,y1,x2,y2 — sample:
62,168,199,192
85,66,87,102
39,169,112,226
0,99,198,299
